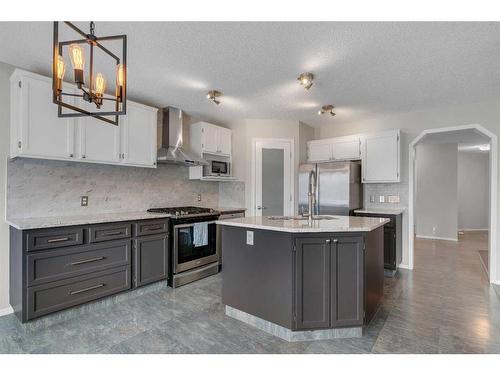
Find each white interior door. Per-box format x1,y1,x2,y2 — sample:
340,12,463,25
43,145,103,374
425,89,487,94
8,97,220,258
254,139,293,217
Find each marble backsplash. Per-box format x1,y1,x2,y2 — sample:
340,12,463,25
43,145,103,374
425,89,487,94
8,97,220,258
6,158,246,219
363,182,409,210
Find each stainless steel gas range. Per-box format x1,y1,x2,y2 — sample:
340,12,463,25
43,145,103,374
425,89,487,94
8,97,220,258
147,206,220,288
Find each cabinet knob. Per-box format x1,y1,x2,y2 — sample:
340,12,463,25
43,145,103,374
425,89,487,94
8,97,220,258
333,239,338,243
82,155,86,159
69,153,74,158
325,239,331,243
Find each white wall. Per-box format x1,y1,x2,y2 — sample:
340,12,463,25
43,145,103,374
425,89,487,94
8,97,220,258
226,119,315,215
0,62,14,313
415,143,458,240
458,151,490,230
317,98,500,282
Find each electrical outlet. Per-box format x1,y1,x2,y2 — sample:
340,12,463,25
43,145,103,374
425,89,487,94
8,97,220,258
246,231,254,245
197,194,202,202
370,195,375,203
432,226,436,234
81,196,88,207
379,195,385,203
387,195,400,203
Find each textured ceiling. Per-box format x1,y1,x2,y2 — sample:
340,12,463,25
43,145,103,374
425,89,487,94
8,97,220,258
0,22,499,127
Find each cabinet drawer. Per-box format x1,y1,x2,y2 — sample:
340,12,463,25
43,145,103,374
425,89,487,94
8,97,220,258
89,223,131,243
27,266,131,320
27,240,131,286
27,227,84,252
134,219,168,237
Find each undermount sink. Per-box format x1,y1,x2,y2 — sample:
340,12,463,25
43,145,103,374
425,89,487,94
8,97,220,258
267,215,338,221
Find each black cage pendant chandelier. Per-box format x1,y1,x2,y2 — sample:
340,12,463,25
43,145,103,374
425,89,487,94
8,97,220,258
52,21,127,125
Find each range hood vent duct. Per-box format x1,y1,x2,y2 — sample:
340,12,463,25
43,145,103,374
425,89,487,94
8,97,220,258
157,107,207,166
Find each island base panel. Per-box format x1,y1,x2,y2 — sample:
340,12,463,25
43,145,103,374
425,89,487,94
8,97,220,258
226,306,362,342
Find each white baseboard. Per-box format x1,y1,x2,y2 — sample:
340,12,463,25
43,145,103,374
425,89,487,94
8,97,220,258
398,263,411,270
416,234,458,242
459,228,489,232
0,306,13,317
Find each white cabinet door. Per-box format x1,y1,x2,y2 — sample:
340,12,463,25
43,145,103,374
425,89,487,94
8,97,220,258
79,99,120,164
363,130,400,183
15,74,76,160
202,124,218,154
121,101,157,167
331,137,361,160
307,140,332,162
217,127,232,155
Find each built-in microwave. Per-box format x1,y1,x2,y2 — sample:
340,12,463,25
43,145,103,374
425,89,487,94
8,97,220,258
205,160,230,176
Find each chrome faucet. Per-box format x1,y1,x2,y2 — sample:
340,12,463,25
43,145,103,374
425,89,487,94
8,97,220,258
307,169,317,223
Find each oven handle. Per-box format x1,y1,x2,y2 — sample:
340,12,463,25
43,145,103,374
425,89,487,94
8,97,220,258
173,221,217,230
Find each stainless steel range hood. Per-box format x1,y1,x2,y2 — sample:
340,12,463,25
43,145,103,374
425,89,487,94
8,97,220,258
157,107,207,166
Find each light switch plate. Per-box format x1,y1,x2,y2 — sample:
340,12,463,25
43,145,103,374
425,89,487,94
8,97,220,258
246,231,254,245
197,194,202,202
379,195,385,203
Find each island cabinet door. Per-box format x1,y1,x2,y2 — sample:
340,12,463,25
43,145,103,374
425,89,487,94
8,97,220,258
331,236,364,327
294,237,331,330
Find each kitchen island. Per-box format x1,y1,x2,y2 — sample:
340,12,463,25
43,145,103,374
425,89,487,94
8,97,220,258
216,215,389,341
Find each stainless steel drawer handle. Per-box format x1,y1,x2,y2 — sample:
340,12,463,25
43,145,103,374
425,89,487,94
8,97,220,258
102,231,123,236
144,225,162,231
47,237,70,243
69,283,105,295
70,256,106,266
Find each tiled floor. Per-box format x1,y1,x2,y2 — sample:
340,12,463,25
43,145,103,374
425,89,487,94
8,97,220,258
1,232,499,354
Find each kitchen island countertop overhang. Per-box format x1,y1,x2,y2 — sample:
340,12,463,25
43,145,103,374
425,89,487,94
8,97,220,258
216,215,390,233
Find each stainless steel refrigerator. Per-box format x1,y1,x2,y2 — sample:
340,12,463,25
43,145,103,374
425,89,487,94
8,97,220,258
298,161,363,216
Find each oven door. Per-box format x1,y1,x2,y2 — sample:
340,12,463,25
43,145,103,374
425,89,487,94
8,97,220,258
173,221,218,273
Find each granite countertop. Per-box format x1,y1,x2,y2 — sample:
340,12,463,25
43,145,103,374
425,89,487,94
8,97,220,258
213,207,247,214
216,215,389,233
354,207,406,215
6,211,173,230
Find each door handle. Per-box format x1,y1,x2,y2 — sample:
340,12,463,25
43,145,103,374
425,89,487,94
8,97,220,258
256,206,267,210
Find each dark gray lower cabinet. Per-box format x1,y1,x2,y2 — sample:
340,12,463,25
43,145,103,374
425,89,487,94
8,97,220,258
354,212,402,272
133,233,169,288
221,225,384,332
294,236,364,330
10,218,169,322
332,236,364,327
295,238,331,330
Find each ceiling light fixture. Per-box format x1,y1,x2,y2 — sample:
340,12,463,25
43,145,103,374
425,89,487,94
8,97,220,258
318,105,335,116
52,21,127,125
206,90,222,105
297,72,314,90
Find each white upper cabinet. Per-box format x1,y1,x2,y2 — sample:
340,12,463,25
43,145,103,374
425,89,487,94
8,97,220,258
331,136,361,160
10,71,77,161
307,135,361,163
79,99,121,164
217,127,232,156
362,129,400,183
307,140,331,162
10,69,158,168
190,122,232,157
120,101,158,167
202,124,219,154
